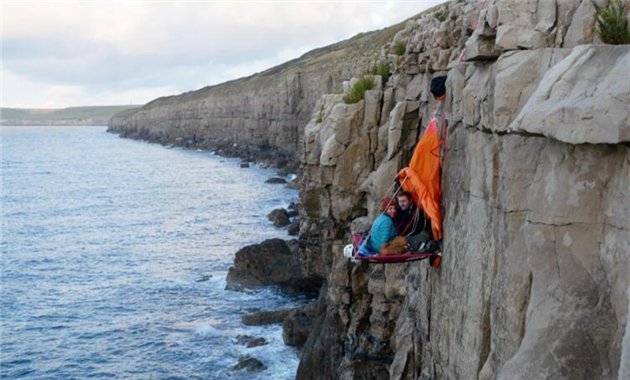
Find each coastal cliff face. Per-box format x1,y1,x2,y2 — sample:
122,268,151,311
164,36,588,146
297,1,629,379
107,0,629,378
107,25,405,161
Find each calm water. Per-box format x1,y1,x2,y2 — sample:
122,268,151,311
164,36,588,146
0,126,301,379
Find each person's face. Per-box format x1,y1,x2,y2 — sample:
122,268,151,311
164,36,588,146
386,204,396,218
397,196,410,211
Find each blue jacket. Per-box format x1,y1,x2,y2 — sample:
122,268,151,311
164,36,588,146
369,214,396,252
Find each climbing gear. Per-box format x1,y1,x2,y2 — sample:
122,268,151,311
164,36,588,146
343,244,354,258
347,87,448,268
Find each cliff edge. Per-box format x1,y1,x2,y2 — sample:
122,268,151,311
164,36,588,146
106,21,408,165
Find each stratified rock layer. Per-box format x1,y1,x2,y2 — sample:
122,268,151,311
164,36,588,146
296,1,629,379
112,0,629,378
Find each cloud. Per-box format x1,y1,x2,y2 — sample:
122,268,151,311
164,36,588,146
1,0,446,108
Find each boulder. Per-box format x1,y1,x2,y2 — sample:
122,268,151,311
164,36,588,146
225,238,301,290
267,208,290,227
265,177,287,184
242,307,298,326
230,355,266,372
240,162,250,168
226,238,322,294
235,335,268,348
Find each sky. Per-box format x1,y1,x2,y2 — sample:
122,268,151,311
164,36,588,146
1,0,445,109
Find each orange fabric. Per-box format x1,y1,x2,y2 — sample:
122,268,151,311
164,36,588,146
396,117,444,240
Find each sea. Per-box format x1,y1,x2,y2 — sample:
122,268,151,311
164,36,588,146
0,126,302,379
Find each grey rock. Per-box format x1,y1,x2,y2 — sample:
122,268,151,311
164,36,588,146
287,221,300,236
265,177,287,184
267,208,290,227
235,335,268,348
509,45,630,144
230,355,266,372
242,307,298,326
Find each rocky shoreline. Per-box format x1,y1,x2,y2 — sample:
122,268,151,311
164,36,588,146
224,215,323,373
106,128,301,172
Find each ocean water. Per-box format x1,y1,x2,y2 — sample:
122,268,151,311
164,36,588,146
0,126,302,379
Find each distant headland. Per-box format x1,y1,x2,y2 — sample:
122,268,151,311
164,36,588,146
0,105,141,126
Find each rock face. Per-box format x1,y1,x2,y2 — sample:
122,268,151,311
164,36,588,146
295,1,629,379
107,22,409,165
111,0,629,378
283,304,318,347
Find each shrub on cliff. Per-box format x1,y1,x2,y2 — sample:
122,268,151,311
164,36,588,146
343,75,375,104
596,0,630,44
392,41,406,55
371,62,391,84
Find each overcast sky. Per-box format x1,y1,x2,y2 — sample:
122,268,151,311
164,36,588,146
2,1,444,108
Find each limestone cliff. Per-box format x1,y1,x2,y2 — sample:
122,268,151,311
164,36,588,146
296,1,629,379
108,0,629,378
107,23,406,163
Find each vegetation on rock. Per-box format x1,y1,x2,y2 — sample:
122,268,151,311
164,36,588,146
343,75,375,104
596,0,630,44
392,40,406,55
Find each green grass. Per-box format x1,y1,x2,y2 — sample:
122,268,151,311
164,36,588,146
343,75,375,104
0,105,141,125
392,41,406,55
434,6,449,22
596,0,630,44
371,62,391,84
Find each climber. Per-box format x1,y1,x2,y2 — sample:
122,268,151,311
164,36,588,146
367,197,398,254
395,191,438,253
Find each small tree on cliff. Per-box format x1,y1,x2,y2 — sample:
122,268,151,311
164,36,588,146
596,0,630,44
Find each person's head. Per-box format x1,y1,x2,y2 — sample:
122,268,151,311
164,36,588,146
397,192,412,211
380,197,397,218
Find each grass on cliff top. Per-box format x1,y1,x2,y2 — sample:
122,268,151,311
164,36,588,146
343,75,375,104
1,105,141,124
597,0,630,44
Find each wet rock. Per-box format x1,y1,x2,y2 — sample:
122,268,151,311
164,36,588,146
235,335,268,348
265,177,288,184
225,238,321,294
283,305,317,347
287,221,300,236
240,162,250,168
230,355,266,372
287,209,299,218
285,178,300,190
195,274,212,282
242,307,297,326
267,209,290,227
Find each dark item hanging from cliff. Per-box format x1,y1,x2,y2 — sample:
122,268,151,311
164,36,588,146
351,233,439,264
430,76,447,100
